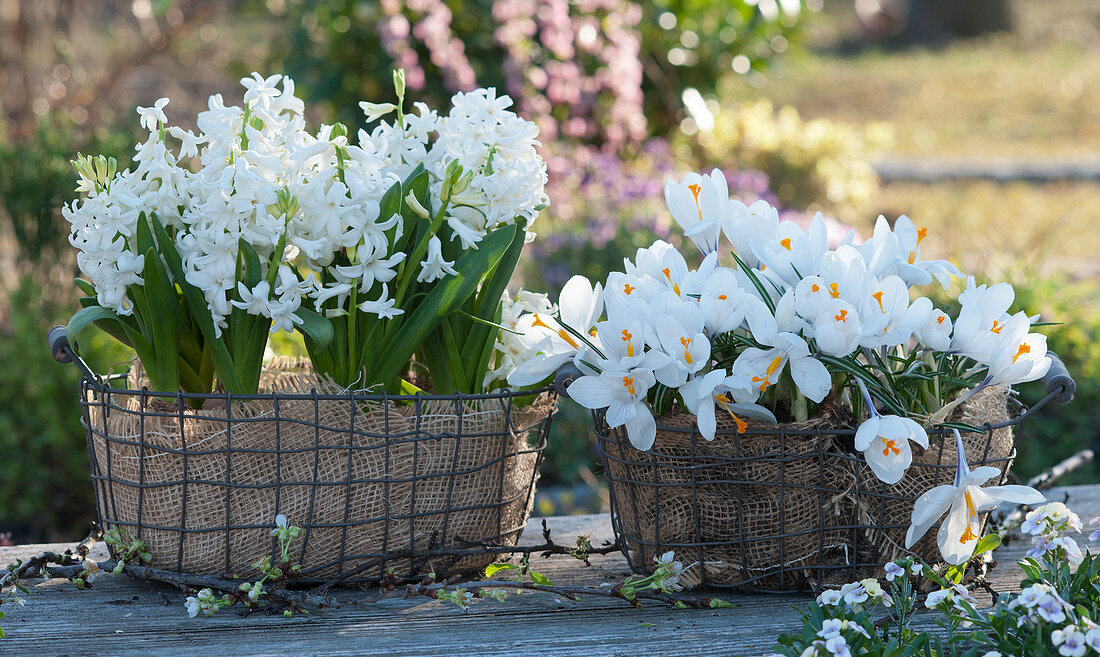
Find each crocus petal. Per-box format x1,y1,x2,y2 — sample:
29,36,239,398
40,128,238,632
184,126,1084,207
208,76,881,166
969,484,1046,510
624,409,657,451
937,497,978,565
790,356,831,403
854,416,880,451
566,376,620,410
905,484,956,548
865,438,912,485
605,399,639,428
507,352,570,386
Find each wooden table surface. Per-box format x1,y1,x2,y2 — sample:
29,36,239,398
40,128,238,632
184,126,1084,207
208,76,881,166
2,485,1098,657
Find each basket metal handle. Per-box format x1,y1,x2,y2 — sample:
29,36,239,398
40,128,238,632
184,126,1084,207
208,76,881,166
553,351,1077,405
47,325,99,381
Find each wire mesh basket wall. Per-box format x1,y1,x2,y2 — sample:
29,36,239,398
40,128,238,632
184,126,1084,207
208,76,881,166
589,370,1073,593
68,352,555,582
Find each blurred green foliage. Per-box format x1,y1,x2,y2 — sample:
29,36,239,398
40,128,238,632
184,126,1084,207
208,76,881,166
1011,272,1100,485
0,111,135,540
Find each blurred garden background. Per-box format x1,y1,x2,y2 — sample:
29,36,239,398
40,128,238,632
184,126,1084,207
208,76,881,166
1,0,1097,542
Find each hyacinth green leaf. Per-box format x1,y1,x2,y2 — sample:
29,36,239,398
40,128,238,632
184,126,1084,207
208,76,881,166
149,212,245,393
371,224,516,387
74,277,96,297
66,306,122,354
142,245,180,391
461,218,527,390
135,211,155,255
294,307,334,351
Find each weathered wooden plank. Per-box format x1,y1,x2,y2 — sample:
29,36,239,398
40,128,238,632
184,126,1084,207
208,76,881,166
1,486,1097,657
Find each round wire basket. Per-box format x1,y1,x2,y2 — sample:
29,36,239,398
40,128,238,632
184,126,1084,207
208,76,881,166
555,357,1075,593
49,327,556,582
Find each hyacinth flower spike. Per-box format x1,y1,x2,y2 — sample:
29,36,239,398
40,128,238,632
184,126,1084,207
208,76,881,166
905,430,1045,564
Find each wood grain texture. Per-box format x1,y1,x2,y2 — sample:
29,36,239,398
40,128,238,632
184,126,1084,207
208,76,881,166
2,485,1098,657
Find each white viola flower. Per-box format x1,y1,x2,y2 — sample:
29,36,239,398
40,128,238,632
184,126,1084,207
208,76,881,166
905,430,1046,564
813,298,863,357
916,308,953,352
816,590,842,607
1027,535,1085,570
1021,502,1083,536
817,619,843,640
1084,627,1100,653
357,283,404,319
507,276,603,386
679,369,775,440
136,97,170,131
417,235,459,283
1052,625,1087,657
884,561,905,581
653,314,710,388
566,367,658,451
722,198,779,268
664,169,728,255
824,636,850,657
1037,594,1069,624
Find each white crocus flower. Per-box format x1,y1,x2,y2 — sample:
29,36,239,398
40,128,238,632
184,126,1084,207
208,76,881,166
752,211,829,289
664,169,728,255
859,275,933,349
722,198,779,268
732,301,832,403
507,276,603,386
567,367,658,450
653,314,710,387
984,311,1051,387
813,298,863,358
891,216,962,290
949,278,1015,363
905,430,1045,564
916,308,953,352
417,235,459,283
853,381,929,485
679,369,775,440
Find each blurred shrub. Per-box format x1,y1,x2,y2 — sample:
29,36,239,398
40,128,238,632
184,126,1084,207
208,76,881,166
0,277,131,541
684,99,892,222
1010,272,1100,485
264,0,810,148
0,112,134,269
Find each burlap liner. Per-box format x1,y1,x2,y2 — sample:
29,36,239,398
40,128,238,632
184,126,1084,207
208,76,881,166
599,386,1015,590
83,358,554,580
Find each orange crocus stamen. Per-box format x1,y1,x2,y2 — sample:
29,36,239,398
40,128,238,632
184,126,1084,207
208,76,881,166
959,490,979,543
621,329,634,357
780,237,792,251
936,314,946,325
718,294,727,300
991,321,1003,334
688,183,703,221
872,290,886,313
1012,343,1031,364
533,314,578,348
622,376,636,396
917,227,928,244
828,283,839,298
662,267,681,296
834,309,848,323
880,436,900,456
624,283,635,295
907,250,917,265
714,393,748,433
812,283,820,293
680,336,693,364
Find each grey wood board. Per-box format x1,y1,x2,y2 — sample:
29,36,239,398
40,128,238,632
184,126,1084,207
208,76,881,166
1,485,1097,657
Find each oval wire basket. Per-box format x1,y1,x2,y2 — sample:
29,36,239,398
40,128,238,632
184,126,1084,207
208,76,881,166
555,356,1076,593
49,327,556,582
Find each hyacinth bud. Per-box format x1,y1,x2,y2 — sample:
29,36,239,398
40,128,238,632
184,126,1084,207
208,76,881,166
329,122,348,140
440,160,466,203
392,68,406,103
405,190,430,219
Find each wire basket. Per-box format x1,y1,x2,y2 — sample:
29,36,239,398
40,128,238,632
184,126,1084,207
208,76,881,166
50,328,555,582
556,357,1075,593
